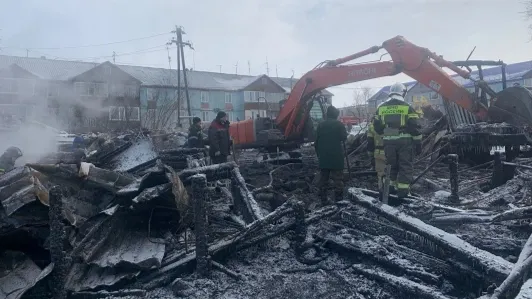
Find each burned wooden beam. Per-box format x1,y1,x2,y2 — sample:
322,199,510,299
48,186,69,299
351,264,452,299
191,174,210,277
348,188,513,284
178,162,236,183
448,154,459,202
230,168,263,223
135,204,338,290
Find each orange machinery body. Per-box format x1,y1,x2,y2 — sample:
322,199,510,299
230,35,495,149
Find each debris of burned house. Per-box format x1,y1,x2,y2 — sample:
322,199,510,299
2,126,532,299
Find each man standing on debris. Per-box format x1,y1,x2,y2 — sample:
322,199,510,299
188,117,205,148
315,105,348,204
373,82,422,198
367,114,386,195
208,111,231,164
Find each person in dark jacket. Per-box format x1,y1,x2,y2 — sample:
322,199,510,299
188,117,205,148
208,111,231,164
0,146,23,174
315,106,348,204
373,82,422,198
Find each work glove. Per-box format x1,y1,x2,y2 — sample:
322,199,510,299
214,151,221,157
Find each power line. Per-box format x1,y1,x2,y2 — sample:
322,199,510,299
38,45,168,61
3,32,171,50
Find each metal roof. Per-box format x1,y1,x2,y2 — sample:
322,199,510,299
0,55,333,95
369,60,532,101
0,55,97,81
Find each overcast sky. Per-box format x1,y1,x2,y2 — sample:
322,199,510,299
1,0,531,107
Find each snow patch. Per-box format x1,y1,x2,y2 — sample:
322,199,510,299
112,139,158,172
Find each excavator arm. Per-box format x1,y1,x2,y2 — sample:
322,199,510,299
277,36,491,139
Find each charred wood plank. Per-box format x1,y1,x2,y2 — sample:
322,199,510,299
348,188,513,284
135,204,338,289
230,168,263,223
321,226,442,286
351,264,452,299
70,289,146,299
178,162,236,183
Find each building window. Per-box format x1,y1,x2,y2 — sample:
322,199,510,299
75,82,108,97
127,107,140,121
225,92,232,103
201,110,210,121
259,110,267,117
523,79,532,87
201,91,209,103
244,91,257,102
227,111,234,121
109,106,125,121
0,78,35,95
258,91,266,102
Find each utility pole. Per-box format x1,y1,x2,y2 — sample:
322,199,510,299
26,49,29,58
265,57,269,75
166,45,172,69
235,62,238,75
275,65,278,77
248,61,251,75
112,51,116,63
217,65,222,73
168,25,194,126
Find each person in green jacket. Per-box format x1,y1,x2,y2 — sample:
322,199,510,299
314,105,348,204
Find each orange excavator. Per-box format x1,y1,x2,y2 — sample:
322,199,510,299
229,35,532,151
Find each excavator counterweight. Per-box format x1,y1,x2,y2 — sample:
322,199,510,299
489,86,532,127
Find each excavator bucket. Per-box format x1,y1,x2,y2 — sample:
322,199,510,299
488,86,532,127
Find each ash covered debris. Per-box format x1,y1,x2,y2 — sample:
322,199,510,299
1,129,532,299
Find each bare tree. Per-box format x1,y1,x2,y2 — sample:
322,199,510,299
526,1,532,35
351,86,373,118
142,88,187,131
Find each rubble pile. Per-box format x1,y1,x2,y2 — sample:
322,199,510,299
2,131,532,299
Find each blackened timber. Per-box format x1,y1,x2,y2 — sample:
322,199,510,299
348,188,513,284
448,154,459,202
351,264,452,299
135,205,338,290
230,168,263,223
48,186,69,299
178,162,236,183
491,152,504,188
191,174,210,277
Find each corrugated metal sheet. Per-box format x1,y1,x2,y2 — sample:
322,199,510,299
0,55,333,95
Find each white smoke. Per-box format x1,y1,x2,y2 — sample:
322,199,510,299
0,121,61,166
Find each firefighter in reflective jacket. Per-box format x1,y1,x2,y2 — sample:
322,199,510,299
373,82,422,198
367,116,386,193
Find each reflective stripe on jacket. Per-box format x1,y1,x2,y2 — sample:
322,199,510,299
373,98,421,140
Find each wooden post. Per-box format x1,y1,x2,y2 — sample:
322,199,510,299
191,174,210,277
448,154,459,203
48,186,69,299
491,151,504,188
382,165,391,204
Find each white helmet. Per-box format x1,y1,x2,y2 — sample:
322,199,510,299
389,82,407,97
